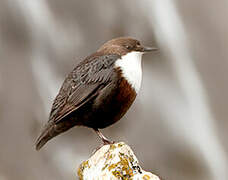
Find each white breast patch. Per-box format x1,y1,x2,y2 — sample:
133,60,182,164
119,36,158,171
115,51,143,93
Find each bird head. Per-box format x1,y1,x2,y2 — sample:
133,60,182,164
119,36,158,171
98,37,157,56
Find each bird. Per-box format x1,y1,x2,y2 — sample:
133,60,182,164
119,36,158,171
35,37,157,150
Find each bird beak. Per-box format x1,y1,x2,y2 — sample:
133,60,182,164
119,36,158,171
143,46,158,52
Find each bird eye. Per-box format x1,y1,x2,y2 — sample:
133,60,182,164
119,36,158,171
136,42,140,46
125,45,131,50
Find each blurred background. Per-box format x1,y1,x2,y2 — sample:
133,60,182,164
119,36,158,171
0,0,228,180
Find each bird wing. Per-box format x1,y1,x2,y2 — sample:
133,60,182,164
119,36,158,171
49,54,120,124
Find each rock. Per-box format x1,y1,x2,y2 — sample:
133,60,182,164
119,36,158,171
77,142,160,180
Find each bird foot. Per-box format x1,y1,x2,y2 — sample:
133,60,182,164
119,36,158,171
102,139,115,145
91,143,105,155
91,140,115,155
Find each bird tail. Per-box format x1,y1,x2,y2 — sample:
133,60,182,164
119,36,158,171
35,121,57,151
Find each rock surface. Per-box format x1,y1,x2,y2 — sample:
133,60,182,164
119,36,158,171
77,142,160,180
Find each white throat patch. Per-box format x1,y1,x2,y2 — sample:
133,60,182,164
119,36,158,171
115,51,143,93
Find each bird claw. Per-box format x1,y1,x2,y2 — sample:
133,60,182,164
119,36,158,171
102,139,115,145
91,140,115,155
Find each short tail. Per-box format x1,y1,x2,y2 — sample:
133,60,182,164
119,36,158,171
35,121,57,151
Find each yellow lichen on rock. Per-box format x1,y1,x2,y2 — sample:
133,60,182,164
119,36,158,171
78,160,90,180
77,142,160,180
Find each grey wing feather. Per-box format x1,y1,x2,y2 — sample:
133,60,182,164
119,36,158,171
49,54,120,124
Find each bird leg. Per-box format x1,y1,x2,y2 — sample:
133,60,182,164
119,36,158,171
93,128,114,145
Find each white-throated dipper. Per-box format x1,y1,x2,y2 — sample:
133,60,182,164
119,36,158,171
35,37,157,150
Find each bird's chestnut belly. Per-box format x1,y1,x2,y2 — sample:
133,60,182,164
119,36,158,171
82,78,137,129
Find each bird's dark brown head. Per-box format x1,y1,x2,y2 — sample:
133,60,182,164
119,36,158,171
98,37,157,56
